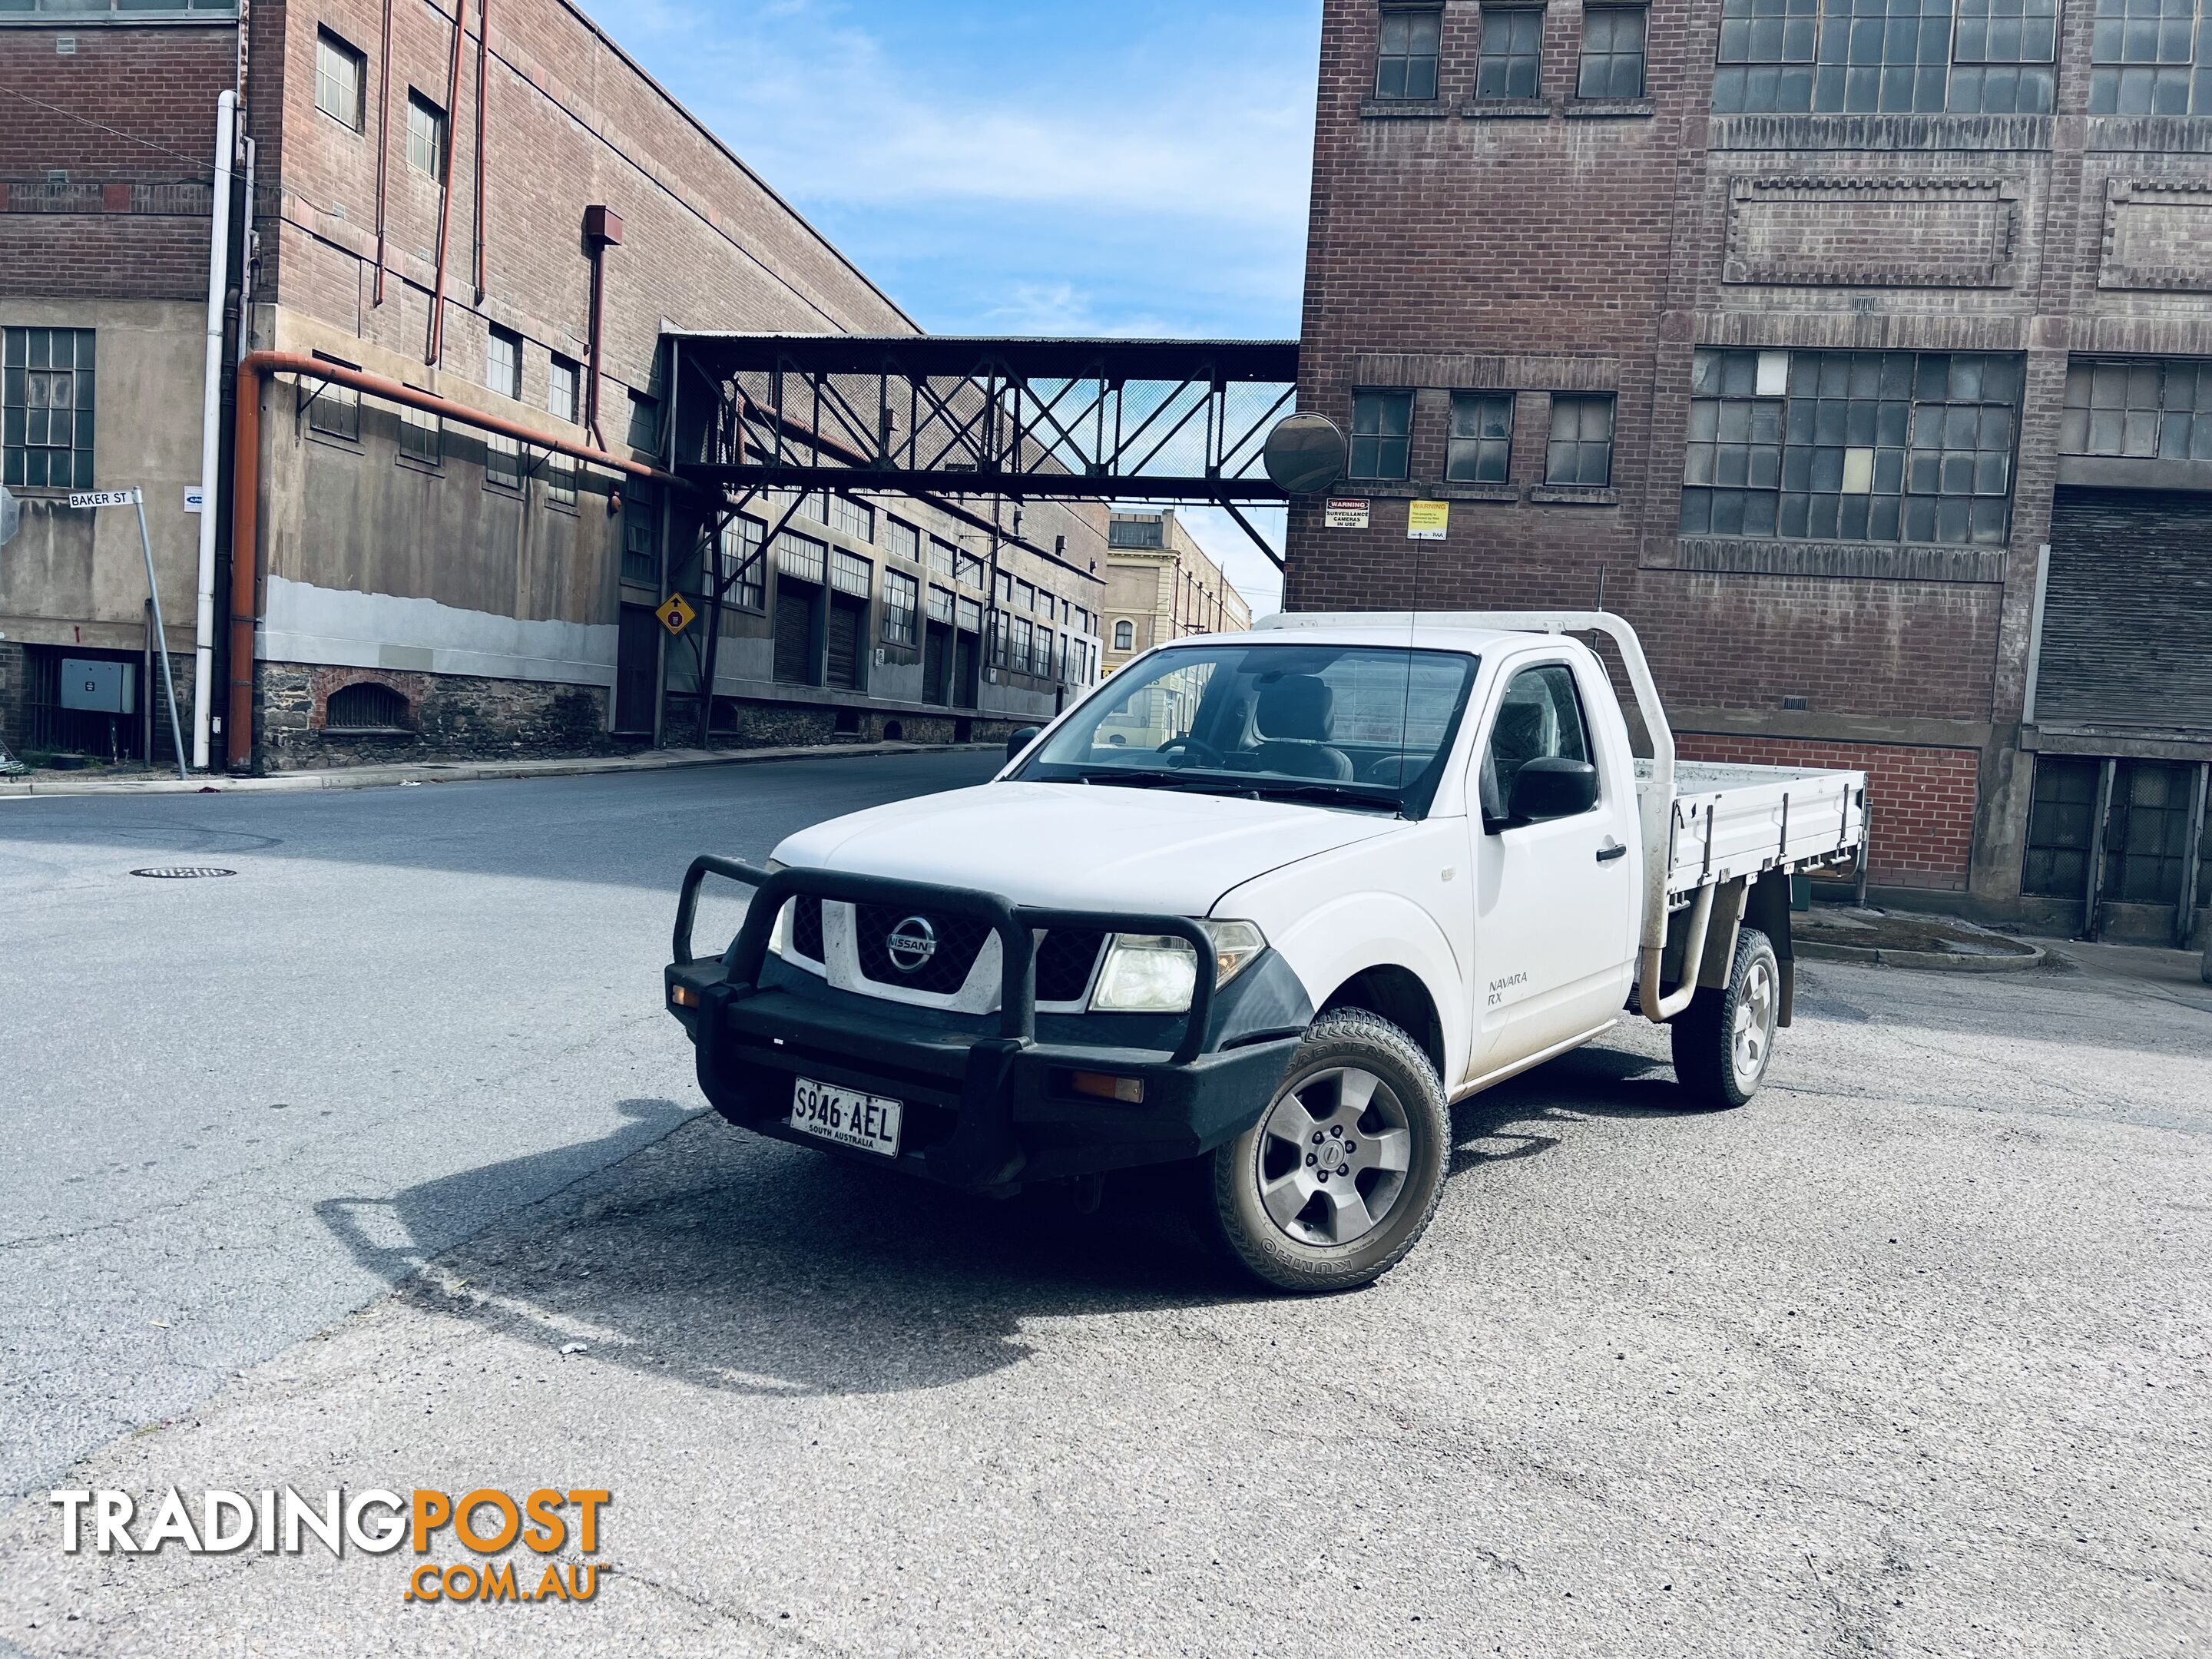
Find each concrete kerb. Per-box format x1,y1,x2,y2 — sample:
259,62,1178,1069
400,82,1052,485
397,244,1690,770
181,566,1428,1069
1794,938,2048,973
0,741,1006,800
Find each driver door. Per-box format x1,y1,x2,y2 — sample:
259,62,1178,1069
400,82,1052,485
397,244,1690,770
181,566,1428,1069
1466,659,1637,1073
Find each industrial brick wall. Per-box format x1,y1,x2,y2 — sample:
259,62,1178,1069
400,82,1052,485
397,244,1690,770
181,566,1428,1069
1676,733,1982,889
0,24,236,300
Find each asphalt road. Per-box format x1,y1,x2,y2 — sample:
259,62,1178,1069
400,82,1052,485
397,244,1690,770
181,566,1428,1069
3,760,2210,1657
0,752,1002,1504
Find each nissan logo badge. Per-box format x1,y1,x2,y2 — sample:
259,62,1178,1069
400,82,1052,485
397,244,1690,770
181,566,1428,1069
886,916,938,972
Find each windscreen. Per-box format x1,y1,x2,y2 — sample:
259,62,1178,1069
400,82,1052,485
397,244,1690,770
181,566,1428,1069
1016,643,1479,817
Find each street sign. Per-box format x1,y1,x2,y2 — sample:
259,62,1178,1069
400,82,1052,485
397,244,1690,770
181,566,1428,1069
0,485,18,550
69,489,141,510
655,593,697,636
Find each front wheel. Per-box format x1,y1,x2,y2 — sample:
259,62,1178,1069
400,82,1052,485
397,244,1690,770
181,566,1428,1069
1670,924,1781,1109
1207,1009,1450,1293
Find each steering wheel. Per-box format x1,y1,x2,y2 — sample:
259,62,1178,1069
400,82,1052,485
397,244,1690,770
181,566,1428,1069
1156,737,1225,769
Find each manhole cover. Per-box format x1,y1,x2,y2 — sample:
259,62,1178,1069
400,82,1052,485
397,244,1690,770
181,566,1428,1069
131,867,237,879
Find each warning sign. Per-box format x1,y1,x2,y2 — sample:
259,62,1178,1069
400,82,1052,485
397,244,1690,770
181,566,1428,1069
655,593,697,636
1406,500,1450,541
1323,498,1370,530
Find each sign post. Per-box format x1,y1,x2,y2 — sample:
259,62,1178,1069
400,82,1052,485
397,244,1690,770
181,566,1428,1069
69,488,189,780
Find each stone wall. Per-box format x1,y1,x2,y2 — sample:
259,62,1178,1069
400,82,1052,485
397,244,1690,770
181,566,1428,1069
255,663,624,771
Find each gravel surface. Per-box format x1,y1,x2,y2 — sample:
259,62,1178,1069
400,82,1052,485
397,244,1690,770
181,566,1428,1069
2,913,2206,1655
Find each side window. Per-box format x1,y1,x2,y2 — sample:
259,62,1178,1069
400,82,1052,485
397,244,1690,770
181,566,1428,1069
1481,664,1593,822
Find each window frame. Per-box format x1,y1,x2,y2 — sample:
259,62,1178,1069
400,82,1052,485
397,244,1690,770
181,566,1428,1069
406,90,447,179
315,28,366,133
547,356,580,426
1349,388,1416,481
1446,390,1515,484
2,326,98,492
1545,393,1616,487
1477,5,1547,99
1113,618,1136,652
485,325,522,401
1577,3,1648,97
1375,4,1445,100
1480,660,1598,828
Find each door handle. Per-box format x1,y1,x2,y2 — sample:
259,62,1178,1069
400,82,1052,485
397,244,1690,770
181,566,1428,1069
1596,840,1628,864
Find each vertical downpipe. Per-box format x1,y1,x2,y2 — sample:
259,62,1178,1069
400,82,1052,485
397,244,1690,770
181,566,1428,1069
425,0,466,365
372,0,394,306
227,357,263,772
473,0,490,300
2083,757,2118,942
192,89,239,772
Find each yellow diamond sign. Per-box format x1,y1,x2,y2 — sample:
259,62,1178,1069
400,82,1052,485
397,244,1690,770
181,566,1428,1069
655,593,697,636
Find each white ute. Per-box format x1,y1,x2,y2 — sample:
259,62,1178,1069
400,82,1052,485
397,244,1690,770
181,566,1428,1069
666,611,1867,1293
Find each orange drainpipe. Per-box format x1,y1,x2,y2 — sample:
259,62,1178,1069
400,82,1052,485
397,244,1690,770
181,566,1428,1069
372,0,393,306
227,351,688,773
425,0,468,365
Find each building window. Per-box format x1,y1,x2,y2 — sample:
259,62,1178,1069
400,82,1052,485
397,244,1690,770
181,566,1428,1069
1349,389,1414,479
995,570,1014,604
1545,394,1615,485
828,494,873,542
889,517,922,564
406,91,447,178
926,584,955,624
304,353,361,442
316,30,366,131
923,532,952,578
1446,392,1515,482
2061,358,2212,459
1952,0,2062,112
1578,5,1647,96
722,517,767,611
1479,7,1545,97
626,391,661,455
544,455,577,509
1714,0,2056,115
883,568,919,647
1681,349,2019,545
1012,616,1035,675
3,326,96,490
326,680,409,730
1114,618,1136,651
1376,7,1444,98
1108,516,1167,548
775,533,826,584
485,434,522,489
548,356,579,425
2090,0,2204,111
957,551,985,591
399,401,442,465
830,548,872,598
486,326,522,400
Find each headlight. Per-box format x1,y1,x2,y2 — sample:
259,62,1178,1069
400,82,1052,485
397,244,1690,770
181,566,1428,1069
1090,919,1267,1014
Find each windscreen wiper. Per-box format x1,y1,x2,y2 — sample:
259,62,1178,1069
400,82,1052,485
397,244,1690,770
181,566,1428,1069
1236,780,1405,813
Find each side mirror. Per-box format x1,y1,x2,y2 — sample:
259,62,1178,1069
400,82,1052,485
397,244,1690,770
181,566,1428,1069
1508,757,1598,823
1007,726,1043,763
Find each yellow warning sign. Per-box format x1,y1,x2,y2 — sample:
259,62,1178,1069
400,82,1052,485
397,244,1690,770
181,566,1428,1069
655,593,697,636
1406,500,1450,541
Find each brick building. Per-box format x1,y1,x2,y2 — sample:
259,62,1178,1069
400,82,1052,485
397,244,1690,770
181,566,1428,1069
1291,0,2212,944
1,0,1104,774
1100,509,1254,677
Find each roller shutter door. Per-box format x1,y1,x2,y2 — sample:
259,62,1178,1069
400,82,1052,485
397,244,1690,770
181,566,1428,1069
2042,488,2212,728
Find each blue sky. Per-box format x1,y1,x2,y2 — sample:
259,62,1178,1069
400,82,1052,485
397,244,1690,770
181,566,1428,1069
585,0,1323,611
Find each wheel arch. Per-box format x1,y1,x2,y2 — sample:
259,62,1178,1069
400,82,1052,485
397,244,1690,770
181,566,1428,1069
1317,965,1447,1083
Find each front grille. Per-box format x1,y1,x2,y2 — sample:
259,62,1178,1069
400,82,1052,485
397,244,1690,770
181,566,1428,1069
789,896,825,962
854,904,992,994
1035,929,1107,1002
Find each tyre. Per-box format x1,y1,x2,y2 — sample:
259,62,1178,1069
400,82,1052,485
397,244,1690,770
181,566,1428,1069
1669,924,1780,1109
1207,1008,1451,1294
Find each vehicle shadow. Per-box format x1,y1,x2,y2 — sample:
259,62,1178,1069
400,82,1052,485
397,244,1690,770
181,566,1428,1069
1447,1041,1684,1176
318,1101,1243,1404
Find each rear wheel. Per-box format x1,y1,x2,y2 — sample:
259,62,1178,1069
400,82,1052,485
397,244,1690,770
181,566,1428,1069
1670,925,1780,1109
1207,1009,1450,1293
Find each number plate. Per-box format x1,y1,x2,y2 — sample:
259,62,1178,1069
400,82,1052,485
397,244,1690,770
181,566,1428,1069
789,1076,902,1159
